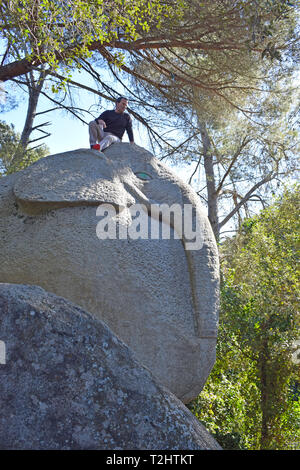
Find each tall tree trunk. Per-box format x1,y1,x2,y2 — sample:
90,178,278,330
11,69,47,169
198,121,219,242
20,72,45,148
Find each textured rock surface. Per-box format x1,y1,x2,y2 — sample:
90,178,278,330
0,143,219,402
0,283,221,450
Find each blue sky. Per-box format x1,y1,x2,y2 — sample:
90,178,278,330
1,68,196,186
1,69,145,154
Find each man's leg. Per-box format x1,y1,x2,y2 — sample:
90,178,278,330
89,120,105,147
99,133,120,151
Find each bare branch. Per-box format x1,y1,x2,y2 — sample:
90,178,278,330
219,172,274,229
216,137,252,195
28,134,51,145
188,156,202,185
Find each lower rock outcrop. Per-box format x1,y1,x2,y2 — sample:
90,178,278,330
0,283,221,450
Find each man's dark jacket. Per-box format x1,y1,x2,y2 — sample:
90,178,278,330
96,110,134,142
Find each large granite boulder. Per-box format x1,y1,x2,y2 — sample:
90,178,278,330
0,143,219,402
0,283,221,450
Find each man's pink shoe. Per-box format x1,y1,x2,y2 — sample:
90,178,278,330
92,144,101,150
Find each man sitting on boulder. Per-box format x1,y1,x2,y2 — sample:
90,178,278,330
89,96,134,151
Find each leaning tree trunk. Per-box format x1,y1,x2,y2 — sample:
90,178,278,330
10,69,47,170
20,73,45,147
198,121,219,242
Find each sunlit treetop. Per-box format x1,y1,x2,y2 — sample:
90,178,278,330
0,0,185,73
0,1,298,88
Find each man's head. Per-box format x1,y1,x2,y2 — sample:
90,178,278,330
115,96,128,114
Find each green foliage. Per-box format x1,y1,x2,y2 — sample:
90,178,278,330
188,307,262,450
189,185,300,449
0,120,49,175
0,0,185,73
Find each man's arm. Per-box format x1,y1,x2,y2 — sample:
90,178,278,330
126,115,134,143
96,110,109,128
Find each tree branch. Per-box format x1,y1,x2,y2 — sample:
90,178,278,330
219,172,274,229
216,136,252,195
